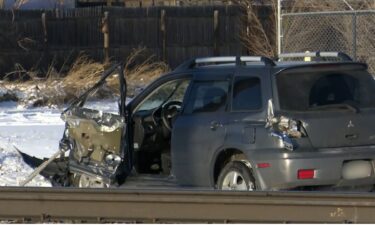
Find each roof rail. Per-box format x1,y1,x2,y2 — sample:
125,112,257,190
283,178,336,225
278,51,353,62
174,56,275,72
240,56,276,66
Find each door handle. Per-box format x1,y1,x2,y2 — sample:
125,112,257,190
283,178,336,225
210,121,222,130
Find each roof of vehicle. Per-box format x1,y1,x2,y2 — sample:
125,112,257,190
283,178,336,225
172,52,368,74
274,61,367,70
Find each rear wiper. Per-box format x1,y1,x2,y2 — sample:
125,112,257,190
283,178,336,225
309,103,359,113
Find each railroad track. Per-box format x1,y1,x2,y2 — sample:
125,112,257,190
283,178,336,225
0,187,375,223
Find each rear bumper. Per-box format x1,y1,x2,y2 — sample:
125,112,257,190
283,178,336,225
251,146,375,191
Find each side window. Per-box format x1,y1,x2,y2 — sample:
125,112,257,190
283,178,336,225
232,77,262,111
185,80,229,114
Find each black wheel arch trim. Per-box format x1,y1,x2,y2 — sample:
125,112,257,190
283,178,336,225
210,147,257,187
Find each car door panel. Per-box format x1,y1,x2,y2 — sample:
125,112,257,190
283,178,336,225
64,107,125,181
171,75,231,187
172,112,227,187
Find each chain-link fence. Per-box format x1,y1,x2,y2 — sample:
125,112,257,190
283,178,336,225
281,10,375,74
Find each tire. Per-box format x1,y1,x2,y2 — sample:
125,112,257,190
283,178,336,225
217,161,256,191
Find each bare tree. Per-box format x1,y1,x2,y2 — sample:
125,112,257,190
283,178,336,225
235,0,277,57
13,0,29,9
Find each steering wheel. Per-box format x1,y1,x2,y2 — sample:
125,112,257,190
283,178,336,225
161,101,182,131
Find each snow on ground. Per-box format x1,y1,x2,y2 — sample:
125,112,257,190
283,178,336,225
0,101,65,158
0,143,52,187
0,99,120,186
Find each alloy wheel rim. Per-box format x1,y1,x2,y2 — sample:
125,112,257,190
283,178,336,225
78,174,107,188
221,171,254,191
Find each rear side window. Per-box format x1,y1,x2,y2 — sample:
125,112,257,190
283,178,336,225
232,77,262,111
185,80,229,114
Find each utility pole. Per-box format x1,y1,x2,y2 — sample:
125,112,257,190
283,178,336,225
102,11,110,64
277,0,281,56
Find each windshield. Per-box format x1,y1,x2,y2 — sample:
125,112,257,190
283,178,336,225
136,79,190,112
277,69,375,111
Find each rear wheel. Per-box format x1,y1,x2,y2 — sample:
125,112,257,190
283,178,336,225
217,161,256,191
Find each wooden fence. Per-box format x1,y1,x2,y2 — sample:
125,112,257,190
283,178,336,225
76,0,234,7
0,5,271,78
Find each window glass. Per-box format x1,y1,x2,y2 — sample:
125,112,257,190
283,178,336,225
309,74,356,106
79,72,122,114
277,70,375,111
137,79,190,112
168,79,191,102
185,81,229,114
232,77,262,111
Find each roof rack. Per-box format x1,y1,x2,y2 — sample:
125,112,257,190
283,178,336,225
240,56,275,66
174,56,275,72
278,51,353,62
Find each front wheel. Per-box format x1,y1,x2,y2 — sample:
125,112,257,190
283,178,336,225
217,161,256,191
71,173,109,188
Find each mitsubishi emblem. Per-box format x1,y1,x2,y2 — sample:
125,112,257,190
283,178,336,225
347,120,354,128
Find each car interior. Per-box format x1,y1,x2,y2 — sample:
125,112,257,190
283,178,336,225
131,79,191,175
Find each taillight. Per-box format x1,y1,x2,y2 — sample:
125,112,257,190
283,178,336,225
297,169,315,179
257,163,271,168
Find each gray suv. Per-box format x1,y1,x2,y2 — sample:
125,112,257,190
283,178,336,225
59,52,375,191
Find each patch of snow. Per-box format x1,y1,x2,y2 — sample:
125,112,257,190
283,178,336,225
0,101,17,108
83,98,132,114
13,89,28,101
0,87,7,97
0,142,51,187
0,125,65,158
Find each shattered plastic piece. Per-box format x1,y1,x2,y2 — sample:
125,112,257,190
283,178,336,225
277,116,304,138
265,99,278,128
270,132,294,151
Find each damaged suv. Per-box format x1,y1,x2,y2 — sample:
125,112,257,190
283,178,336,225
59,52,375,191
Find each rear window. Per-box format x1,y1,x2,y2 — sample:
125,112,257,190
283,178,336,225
277,69,375,111
232,77,262,111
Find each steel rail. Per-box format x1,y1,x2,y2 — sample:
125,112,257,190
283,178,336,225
1,187,375,223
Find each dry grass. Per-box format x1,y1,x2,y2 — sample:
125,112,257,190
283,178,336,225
113,48,169,96
60,55,105,98
59,48,169,104
0,48,169,107
62,48,169,99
